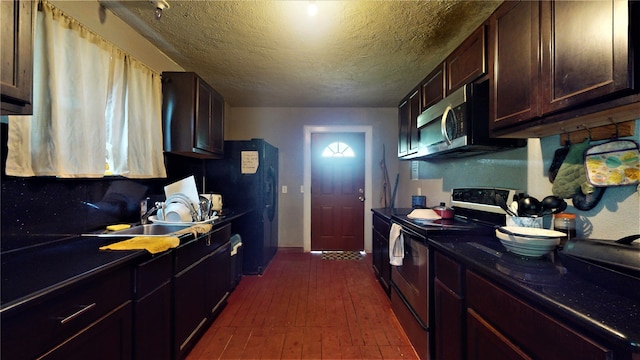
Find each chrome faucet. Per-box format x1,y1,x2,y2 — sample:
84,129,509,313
140,205,157,225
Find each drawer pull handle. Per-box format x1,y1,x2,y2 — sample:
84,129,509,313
58,303,96,324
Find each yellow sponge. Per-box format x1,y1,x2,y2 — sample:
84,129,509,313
106,224,131,231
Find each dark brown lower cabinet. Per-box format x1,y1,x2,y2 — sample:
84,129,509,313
0,267,132,360
372,213,391,296
467,308,530,360
434,279,464,360
466,271,613,360
206,241,231,318
133,252,172,360
40,302,133,360
432,251,627,360
174,224,231,360
434,252,465,360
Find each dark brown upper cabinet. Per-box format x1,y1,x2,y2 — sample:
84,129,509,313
398,87,421,157
162,72,224,159
446,26,487,95
489,0,639,137
399,25,486,159
541,0,633,113
1,0,33,115
421,63,446,111
488,1,541,128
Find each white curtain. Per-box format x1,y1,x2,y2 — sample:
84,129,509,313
6,1,166,178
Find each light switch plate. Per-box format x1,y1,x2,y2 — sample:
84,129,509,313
282,185,287,194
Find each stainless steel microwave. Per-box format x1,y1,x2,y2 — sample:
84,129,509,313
415,81,526,159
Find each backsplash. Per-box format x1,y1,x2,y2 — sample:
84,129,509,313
0,122,206,251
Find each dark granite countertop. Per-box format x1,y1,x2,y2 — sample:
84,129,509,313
372,208,640,354
1,208,251,312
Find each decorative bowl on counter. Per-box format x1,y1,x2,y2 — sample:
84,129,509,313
495,226,565,258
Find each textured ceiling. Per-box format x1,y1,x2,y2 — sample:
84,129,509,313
104,1,501,107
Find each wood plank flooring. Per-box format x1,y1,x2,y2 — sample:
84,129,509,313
187,248,418,359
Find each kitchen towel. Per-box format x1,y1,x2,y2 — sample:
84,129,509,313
99,236,180,254
389,223,404,266
172,224,213,237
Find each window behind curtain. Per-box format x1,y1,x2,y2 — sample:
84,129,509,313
6,1,166,179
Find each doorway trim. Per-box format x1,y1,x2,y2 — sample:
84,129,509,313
303,125,373,253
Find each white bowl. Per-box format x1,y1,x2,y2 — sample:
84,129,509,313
163,202,192,222
499,239,557,258
495,226,564,258
496,226,564,242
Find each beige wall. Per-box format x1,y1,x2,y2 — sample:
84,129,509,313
226,107,399,248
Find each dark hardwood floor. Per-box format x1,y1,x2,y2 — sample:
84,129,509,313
187,248,418,359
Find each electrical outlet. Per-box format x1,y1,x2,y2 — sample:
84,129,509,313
282,185,287,194
300,185,304,193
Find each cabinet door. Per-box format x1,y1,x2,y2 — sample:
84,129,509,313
372,226,390,294
541,0,632,114
397,88,420,158
206,242,231,317
134,283,171,360
41,302,133,360
421,63,446,110
488,1,540,130
133,252,172,360
447,25,486,94
408,89,420,154
211,90,224,155
398,99,410,156
195,80,224,156
434,279,465,360
174,258,208,359
467,309,531,360
1,0,33,115
195,80,214,153
372,225,382,278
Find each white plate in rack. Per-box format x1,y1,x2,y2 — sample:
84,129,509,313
148,215,219,225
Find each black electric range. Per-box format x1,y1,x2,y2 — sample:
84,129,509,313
392,187,520,239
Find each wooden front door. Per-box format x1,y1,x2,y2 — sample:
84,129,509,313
311,132,365,251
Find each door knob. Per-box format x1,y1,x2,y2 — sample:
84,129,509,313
358,196,365,202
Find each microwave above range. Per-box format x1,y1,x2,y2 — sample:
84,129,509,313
415,81,526,159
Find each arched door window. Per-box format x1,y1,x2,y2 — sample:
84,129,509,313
321,142,355,158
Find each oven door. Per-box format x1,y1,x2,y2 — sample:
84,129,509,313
391,226,429,327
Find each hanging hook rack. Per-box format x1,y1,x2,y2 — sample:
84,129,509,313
582,124,593,140
559,120,635,146
609,117,620,139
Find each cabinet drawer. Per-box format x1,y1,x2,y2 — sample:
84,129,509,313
466,271,612,360
1,266,131,360
434,251,463,295
175,224,231,274
134,251,172,299
373,215,391,237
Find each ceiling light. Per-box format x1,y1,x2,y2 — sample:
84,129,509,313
150,0,170,20
307,1,318,16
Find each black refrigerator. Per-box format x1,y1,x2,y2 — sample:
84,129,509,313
206,139,278,275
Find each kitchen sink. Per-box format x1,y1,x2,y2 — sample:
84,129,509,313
90,224,192,237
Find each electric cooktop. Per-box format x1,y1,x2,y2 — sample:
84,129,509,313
393,187,521,238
